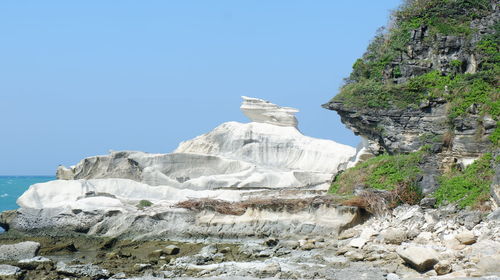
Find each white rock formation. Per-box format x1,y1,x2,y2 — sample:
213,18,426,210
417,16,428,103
240,96,299,127
17,179,247,210
10,96,360,239
51,96,356,204
175,121,354,174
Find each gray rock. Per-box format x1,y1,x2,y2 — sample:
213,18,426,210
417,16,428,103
434,260,452,275
487,208,500,221
419,197,436,208
239,243,267,257
455,230,477,245
56,262,110,279
0,241,40,261
396,246,439,272
163,245,180,255
0,265,23,280
382,229,407,245
17,256,52,270
456,211,482,230
199,244,218,258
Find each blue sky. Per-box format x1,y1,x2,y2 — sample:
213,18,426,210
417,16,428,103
0,0,401,175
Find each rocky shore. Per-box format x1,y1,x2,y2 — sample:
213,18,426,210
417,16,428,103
1,204,499,280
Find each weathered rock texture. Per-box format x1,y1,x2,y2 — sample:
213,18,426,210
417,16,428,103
324,5,498,157
240,96,299,128
323,4,499,195
3,97,360,241
0,242,40,261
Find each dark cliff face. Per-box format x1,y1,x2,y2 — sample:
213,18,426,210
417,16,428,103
324,0,499,162
323,98,494,157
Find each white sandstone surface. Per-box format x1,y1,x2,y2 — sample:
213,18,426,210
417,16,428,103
17,179,247,210
240,96,299,127
18,96,357,217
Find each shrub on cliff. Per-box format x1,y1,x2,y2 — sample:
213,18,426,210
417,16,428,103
332,0,498,145
435,153,495,209
330,150,425,213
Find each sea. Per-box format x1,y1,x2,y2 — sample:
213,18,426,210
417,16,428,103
0,176,55,232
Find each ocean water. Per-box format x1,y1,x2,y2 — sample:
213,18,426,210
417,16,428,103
0,176,55,232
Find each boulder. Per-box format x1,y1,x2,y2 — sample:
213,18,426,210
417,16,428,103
349,238,367,249
456,211,482,230
0,265,23,280
56,262,110,279
419,197,436,208
415,232,433,244
396,246,439,272
199,244,217,257
434,260,452,275
0,242,40,261
163,245,180,255
349,228,376,249
382,229,407,245
455,230,476,245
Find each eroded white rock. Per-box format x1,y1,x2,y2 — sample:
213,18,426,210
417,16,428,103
240,96,298,127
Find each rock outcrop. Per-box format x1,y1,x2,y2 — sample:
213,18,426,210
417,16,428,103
0,242,40,261
5,97,359,240
57,97,355,192
323,2,499,199
323,4,499,164
240,96,299,128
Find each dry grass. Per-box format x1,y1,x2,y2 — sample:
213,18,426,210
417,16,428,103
342,191,388,215
341,183,422,215
174,196,342,216
443,130,454,149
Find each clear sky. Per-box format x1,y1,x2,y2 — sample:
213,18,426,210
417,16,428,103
0,0,401,175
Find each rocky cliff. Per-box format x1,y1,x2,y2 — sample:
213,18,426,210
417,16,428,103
324,0,499,206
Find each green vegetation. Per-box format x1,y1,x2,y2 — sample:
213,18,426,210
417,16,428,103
330,151,424,202
395,0,491,34
331,0,498,146
329,151,427,212
328,0,498,212
490,124,500,146
332,79,420,109
435,153,494,209
137,199,153,209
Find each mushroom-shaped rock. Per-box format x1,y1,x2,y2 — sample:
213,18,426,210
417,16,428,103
241,96,299,127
